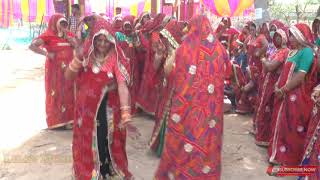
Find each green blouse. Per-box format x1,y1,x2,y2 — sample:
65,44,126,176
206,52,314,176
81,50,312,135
287,47,314,73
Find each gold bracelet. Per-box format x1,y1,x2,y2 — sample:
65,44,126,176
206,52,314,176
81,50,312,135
121,112,131,119
121,113,131,119
72,59,82,68
121,118,132,125
74,56,83,64
120,106,131,110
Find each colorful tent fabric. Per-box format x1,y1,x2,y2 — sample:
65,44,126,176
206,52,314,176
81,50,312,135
0,0,55,28
200,0,254,17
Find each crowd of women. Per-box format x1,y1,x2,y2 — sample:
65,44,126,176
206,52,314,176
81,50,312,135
221,17,320,179
28,8,320,180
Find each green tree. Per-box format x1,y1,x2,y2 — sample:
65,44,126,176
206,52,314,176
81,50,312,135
269,0,319,24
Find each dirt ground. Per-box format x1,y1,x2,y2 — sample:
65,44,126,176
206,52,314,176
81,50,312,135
0,50,295,180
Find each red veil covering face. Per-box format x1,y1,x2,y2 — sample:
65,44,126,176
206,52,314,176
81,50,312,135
72,18,132,180
268,23,318,167
254,28,290,146
122,15,136,36
149,19,187,156
155,15,227,180
38,14,75,129
136,13,171,115
216,17,240,53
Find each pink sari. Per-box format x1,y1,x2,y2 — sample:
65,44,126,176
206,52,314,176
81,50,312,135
38,14,75,129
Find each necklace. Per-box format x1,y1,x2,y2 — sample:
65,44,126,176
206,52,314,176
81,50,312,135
91,52,105,74
91,49,113,74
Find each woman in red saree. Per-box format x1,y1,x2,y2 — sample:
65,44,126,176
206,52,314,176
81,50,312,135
268,23,317,166
254,29,290,146
135,14,171,115
216,17,240,54
236,22,268,114
115,15,139,115
154,15,227,179
65,17,139,180
134,12,152,30
29,14,76,129
299,84,320,180
149,19,187,157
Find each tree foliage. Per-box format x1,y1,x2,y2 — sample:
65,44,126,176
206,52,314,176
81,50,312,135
268,0,319,24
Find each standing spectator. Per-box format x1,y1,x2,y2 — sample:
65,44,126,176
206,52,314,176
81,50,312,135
116,7,122,16
29,14,77,129
69,4,80,34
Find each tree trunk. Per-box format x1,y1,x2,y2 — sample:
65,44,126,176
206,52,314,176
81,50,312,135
295,5,300,23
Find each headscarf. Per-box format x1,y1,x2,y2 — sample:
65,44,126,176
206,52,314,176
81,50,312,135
43,14,68,37
289,23,315,49
215,17,231,33
270,20,286,31
38,14,73,51
159,19,187,49
82,18,131,84
135,12,151,27
260,22,271,42
122,15,136,36
123,15,135,27
273,29,288,49
112,16,123,32
141,13,171,33
172,15,227,80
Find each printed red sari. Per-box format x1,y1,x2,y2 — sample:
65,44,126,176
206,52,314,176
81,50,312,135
235,65,257,114
72,19,133,180
155,15,227,179
254,29,290,145
254,47,289,146
136,14,170,115
38,14,75,129
149,20,186,156
230,61,247,104
236,34,267,114
299,103,320,180
268,55,317,166
268,24,318,166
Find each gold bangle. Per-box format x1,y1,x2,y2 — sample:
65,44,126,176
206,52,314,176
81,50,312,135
74,56,83,64
121,112,131,120
120,106,131,110
121,118,132,125
71,59,82,69
121,113,131,118
69,63,79,72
